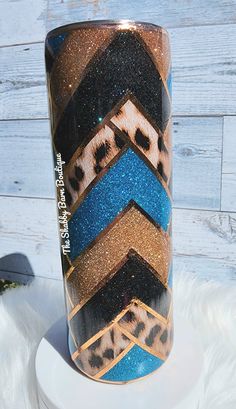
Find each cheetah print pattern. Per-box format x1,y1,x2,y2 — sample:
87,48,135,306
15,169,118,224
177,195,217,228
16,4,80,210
110,100,171,185
64,100,171,211
118,304,173,359
64,125,122,210
75,304,173,377
75,326,131,377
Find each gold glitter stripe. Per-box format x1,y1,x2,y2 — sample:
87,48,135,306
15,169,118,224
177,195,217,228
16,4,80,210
66,202,132,278
68,266,172,324
93,341,135,380
68,257,129,321
138,28,171,80
116,324,166,361
70,200,167,269
51,29,117,133
66,206,170,310
134,30,171,103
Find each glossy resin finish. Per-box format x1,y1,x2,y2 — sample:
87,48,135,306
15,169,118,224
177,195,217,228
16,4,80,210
45,20,172,384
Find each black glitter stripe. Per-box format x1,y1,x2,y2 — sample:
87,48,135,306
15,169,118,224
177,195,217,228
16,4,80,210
70,250,171,347
54,31,170,163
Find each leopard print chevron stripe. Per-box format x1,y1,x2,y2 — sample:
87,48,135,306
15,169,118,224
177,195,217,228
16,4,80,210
64,98,171,213
74,303,173,378
45,20,172,383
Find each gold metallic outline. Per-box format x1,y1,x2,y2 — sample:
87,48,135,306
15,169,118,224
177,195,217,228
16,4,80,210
65,94,168,206
70,295,170,356
93,341,135,379
116,324,166,361
66,130,171,225
51,29,171,168
71,302,134,360
67,255,130,319
64,93,132,173
133,30,172,113
108,121,172,200
134,298,171,325
67,144,128,219
75,356,165,385
69,200,168,270
67,245,171,321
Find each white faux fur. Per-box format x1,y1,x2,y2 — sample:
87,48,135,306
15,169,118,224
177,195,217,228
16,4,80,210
1,274,236,409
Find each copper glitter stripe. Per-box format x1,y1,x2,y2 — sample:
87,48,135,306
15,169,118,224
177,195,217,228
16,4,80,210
50,29,116,132
68,200,163,271
68,260,171,324
66,204,170,310
137,28,171,81
133,31,171,113
67,254,130,319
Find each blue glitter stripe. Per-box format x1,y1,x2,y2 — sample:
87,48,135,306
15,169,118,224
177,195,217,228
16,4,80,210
68,149,171,261
101,344,164,382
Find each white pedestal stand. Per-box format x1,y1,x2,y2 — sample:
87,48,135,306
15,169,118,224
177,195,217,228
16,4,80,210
35,314,204,409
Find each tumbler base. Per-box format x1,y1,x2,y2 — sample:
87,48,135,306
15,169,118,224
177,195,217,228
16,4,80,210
36,315,204,409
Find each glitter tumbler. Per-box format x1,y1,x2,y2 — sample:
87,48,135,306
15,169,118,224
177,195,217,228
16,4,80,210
45,20,173,384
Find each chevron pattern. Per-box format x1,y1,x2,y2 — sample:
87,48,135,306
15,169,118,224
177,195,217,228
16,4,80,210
64,97,171,213
46,21,172,383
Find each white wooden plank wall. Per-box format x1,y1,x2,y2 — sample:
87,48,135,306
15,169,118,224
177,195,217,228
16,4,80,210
0,0,236,283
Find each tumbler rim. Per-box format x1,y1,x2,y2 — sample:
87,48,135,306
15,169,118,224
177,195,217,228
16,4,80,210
46,19,168,40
